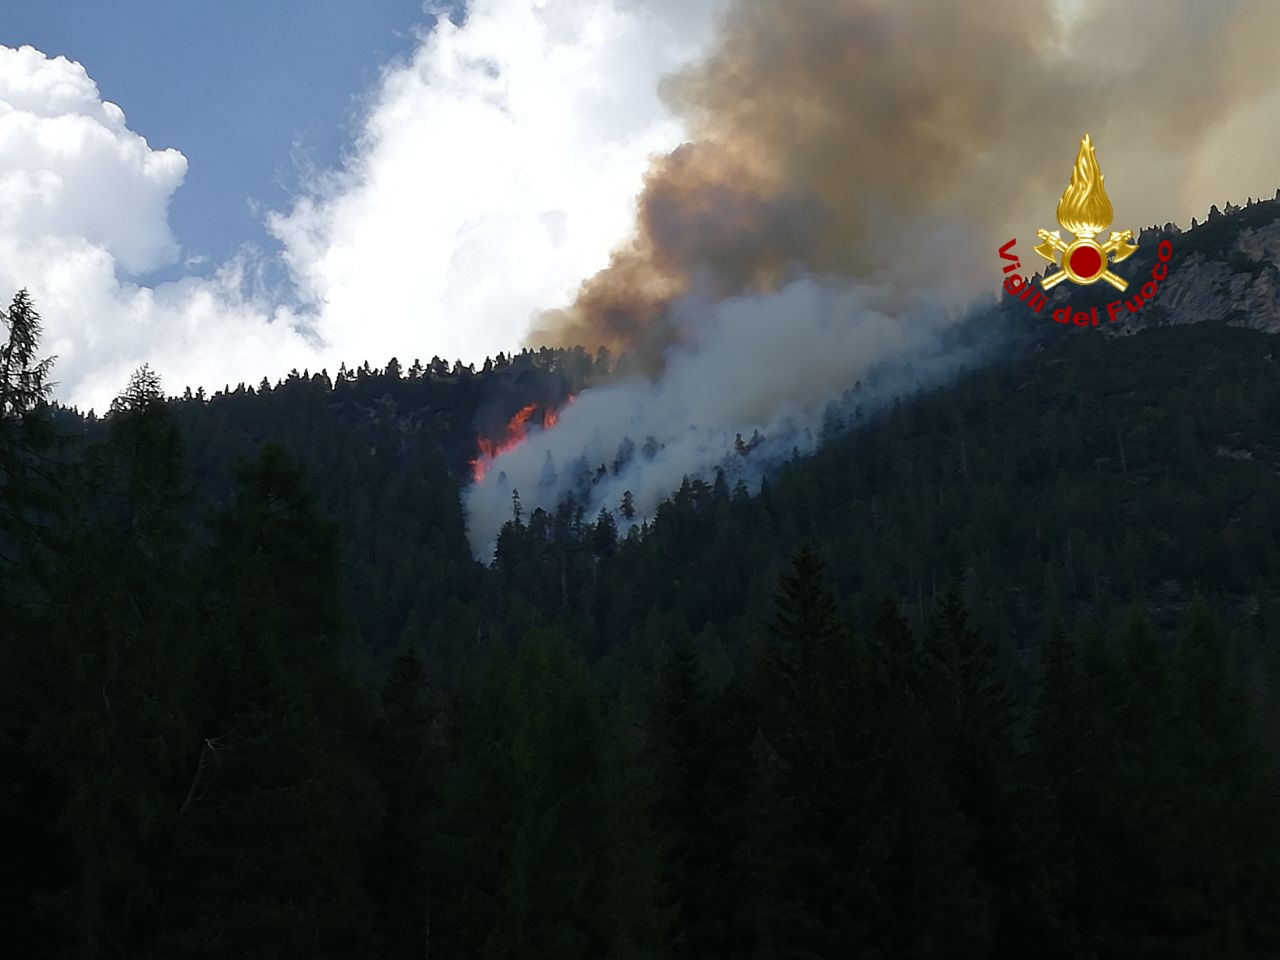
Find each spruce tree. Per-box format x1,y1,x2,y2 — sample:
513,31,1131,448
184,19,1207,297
154,442,379,960
371,643,439,959
430,631,668,960
0,288,58,579
755,545,889,959
1030,623,1092,952
651,637,716,958
921,587,1069,956
1161,598,1280,956
651,637,753,960
871,597,987,959
1081,608,1180,958
0,289,66,955
24,366,197,959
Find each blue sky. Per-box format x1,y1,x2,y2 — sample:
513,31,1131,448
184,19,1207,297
4,1,446,283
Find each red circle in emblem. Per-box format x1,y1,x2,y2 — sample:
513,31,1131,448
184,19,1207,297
1069,245,1103,279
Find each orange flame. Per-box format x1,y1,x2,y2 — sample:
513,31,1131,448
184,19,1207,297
470,394,576,483
471,403,536,483
542,393,576,429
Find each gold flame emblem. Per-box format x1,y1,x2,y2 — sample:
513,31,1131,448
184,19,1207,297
1034,134,1138,291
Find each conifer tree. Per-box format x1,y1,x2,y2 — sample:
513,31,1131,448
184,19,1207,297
24,365,197,959
871,597,987,959
0,289,66,953
0,288,58,576
1079,608,1180,957
1029,623,1093,957
755,545,889,959
155,442,379,960
651,637,716,958
371,643,438,959
1160,598,1280,955
431,631,668,960
921,587,1069,956
651,637,753,960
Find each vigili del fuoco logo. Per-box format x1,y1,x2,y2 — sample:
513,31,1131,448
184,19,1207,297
998,133,1174,327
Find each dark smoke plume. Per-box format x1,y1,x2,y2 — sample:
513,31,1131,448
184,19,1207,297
526,0,1280,362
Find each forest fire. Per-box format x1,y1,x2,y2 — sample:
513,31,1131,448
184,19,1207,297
470,396,575,483
542,392,575,430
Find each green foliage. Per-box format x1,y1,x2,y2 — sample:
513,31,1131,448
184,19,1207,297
650,638,753,960
368,642,440,958
154,441,380,960
751,546,891,958
870,597,988,959
16,364,198,958
429,631,668,960
6,288,1280,958
0,288,60,579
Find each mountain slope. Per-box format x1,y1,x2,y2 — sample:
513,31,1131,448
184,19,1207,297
37,197,1280,701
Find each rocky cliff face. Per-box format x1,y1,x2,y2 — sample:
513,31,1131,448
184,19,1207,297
1107,196,1280,336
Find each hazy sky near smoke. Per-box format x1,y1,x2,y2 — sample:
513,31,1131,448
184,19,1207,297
529,0,1280,357
3,0,1280,411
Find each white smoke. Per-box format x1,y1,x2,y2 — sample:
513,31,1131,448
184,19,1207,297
463,0,1280,560
463,274,989,556
10,1,1280,560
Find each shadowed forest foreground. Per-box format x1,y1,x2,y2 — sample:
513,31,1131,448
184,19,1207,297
2,290,1280,959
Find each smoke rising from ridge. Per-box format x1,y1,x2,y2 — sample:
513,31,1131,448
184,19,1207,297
464,0,1280,556
529,0,1280,359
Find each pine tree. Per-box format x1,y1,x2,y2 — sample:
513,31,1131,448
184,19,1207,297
1160,598,1280,956
0,286,58,616
0,289,66,954
0,288,58,577
870,597,987,959
371,644,439,959
0,289,55,417
430,631,668,959
1032,625,1089,805
1079,608,1180,958
1029,623,1091,956
651,637,715,958
592,506,618,557
921,587,1069,956
154,442,379,959
22,366,197,959
754,545,889,958
650,638,753,960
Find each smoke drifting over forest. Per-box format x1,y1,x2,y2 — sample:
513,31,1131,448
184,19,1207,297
463,0,1280,555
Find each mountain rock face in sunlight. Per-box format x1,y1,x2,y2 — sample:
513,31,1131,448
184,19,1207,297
1023,194,1280,338
1128,201,1280,334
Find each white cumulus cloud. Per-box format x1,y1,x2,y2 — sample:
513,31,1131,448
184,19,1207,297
0,0,724,412
0,45,315,411
268,0,723,371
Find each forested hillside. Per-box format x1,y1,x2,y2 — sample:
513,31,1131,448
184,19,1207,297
5,200,1280,958
75,314,1280,721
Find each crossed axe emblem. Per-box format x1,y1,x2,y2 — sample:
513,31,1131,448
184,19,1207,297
1034,227,1139,292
